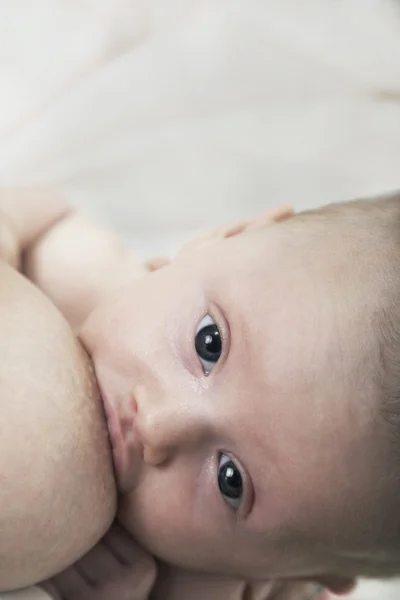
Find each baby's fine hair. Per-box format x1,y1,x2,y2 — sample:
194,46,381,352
286,191,400,568
296,191,400,442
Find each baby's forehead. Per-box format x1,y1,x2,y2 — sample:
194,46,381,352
193,227,376,375
188,227,323,299
175,221,374,338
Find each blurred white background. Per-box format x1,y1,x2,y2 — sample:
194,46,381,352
0,1,399,597
0,0,399,259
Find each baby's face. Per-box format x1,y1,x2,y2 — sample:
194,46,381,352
0,263,116,590
81,221,388,594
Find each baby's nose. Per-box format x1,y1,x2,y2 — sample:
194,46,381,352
138,402,205,467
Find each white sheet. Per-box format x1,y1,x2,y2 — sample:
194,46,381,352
0,2,400,597
0,0,399,256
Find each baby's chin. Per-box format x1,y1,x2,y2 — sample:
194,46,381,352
0,263,117,589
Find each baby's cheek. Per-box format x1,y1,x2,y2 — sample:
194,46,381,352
117,484,203,570
118,491,169,545
117,493,137,534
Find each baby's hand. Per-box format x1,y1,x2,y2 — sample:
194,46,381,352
177,204,294,256
0,187,152,330
272,583,327,599
40,524,156,600
150,563,323,600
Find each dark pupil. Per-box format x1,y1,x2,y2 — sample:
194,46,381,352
218,460,242,499
195,324,221,363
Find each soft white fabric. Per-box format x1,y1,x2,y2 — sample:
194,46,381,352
0,0,399,257
345,579,400,600
0,2,400,598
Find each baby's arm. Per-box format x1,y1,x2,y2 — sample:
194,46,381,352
0,191,303,600
0,189,293,331
41,551,322,600
0,188,70,268
40,524,156,600
0,188,148,329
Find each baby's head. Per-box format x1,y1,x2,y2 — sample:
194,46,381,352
81,191,400,595
0,262,116,590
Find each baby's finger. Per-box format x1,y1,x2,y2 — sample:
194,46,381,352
40,581,63,600
272,582,325,600
177,226,223,255
103,524,157,593
104,524,154,568
245,205,294,231
177,205,294,259
70,539,121,586
177,220,250,257
49,565,91,600
145,256,170,272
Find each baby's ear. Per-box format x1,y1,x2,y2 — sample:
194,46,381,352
178,205,294,256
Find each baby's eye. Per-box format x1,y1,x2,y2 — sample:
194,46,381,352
195,314,222,375
218,453,243,510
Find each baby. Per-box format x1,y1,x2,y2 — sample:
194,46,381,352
81,191,400,593
0,190,320,600
4,188,400,598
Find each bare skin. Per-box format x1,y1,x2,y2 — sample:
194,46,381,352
0,190,153,594
82,217,368,594
0,249,116,590
0,191,319,599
